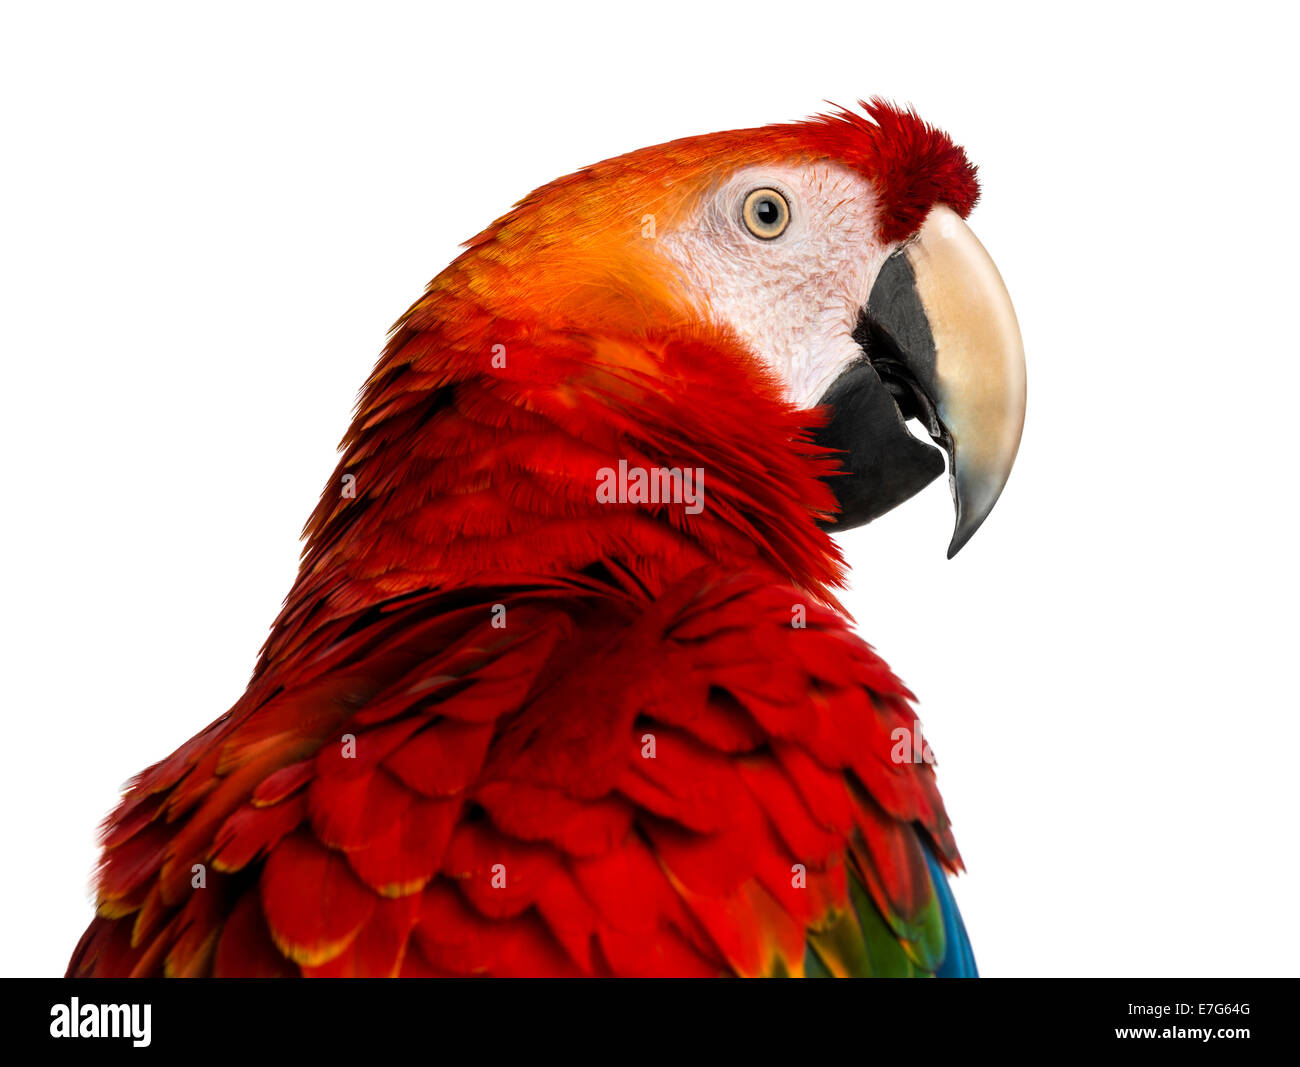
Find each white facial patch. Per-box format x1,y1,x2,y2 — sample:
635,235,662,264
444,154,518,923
654,162,892,410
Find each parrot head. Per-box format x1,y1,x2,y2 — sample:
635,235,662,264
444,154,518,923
445,99,1025,558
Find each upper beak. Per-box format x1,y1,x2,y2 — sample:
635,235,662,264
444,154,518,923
813,204,1026,557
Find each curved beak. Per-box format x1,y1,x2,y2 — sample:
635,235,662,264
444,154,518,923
813,205,1026,557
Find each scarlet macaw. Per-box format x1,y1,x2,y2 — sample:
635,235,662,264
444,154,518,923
69,100,1025,977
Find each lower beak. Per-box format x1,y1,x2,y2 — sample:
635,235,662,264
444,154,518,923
813,204,1026,557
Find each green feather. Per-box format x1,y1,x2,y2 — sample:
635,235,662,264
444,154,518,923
802,863,946,977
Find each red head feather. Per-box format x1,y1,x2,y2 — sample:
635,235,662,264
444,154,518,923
797,99,980,243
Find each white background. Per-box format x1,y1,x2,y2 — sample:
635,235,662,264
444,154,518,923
2,1,1296,977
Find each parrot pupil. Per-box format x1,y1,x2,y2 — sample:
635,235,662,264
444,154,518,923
757,199,778,224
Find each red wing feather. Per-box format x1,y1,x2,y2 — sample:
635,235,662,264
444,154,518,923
72,570,956,977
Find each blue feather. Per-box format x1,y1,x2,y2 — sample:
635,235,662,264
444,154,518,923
925,846,978,978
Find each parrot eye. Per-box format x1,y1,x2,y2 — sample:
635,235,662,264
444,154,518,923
741,188,790,240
